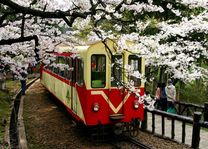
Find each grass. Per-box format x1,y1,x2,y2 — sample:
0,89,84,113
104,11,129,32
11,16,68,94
0,79,20,144
0,91,10,141
0,77,36,145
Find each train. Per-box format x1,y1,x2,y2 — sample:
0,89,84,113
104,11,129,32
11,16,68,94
40,39,145,135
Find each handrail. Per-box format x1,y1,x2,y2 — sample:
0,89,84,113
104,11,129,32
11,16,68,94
151,94,208,121
175,101,204,109
141,107,208,149
146,108,193,124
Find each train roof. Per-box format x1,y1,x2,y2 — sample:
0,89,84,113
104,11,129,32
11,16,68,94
55,43,73,53
55,39,138,55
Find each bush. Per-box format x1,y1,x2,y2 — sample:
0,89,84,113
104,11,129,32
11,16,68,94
178,82,208,105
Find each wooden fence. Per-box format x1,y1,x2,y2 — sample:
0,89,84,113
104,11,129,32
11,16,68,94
175,101,208,121
141,106,208,149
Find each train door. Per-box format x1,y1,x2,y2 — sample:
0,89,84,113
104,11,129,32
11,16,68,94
71,58,84,114
74,58,84,114
109,55,125,118
66,57,73,109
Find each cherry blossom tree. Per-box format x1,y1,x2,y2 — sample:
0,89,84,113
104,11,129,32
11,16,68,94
0,0,208,94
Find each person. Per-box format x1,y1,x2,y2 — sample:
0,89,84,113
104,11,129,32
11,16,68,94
160,83,167,111
154,83,161,109
165,79,177,113
20,67,28,95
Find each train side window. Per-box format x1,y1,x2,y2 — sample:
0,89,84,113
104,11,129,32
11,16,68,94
58,56,65,77
128,55,142,87
91,55,106,88
65,57,72,80
53,56,59,74
111,55,122,87
77,58,84,86
48,64,53,71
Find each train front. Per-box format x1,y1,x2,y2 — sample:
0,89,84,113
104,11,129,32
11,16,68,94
82,40,145,133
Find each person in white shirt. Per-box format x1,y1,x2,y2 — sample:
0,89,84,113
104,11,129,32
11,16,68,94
165,79,176,111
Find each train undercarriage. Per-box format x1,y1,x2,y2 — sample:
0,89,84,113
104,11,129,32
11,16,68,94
80,119,141,142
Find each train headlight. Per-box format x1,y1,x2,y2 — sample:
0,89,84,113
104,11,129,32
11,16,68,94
92,103,99,112
134,100,139,109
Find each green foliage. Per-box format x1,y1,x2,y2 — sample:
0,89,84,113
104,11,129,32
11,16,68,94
0,91,10,141
74,28,92,40
178,81,208,104
182,7,205,17
72,20,94,40
141,18,160,35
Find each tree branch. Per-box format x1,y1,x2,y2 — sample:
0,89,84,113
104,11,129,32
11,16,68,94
0,35,39,45
1,0,89,26
21,14,25,37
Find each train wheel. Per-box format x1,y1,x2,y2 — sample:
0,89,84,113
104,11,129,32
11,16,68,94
129,119,140,137
113,123,123,135
129,125,138,137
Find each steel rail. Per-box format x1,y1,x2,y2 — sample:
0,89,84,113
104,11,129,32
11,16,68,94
110,135,152,149
125,137,152,149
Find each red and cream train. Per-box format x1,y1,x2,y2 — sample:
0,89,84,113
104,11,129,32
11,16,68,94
40,39,145,132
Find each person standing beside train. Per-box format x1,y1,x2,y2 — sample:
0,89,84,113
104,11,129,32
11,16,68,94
165,79,177,113
160,83,167,111
20,67,28,95
154,83,161,109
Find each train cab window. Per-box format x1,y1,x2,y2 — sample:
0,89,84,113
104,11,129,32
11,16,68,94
128,55,142,87
111,55,122,87
77,58,84,86
91,55,106,88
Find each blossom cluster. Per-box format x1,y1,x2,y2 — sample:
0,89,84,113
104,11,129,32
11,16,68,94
0,0,208,84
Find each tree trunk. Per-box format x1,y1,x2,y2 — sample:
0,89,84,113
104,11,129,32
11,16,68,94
0,80,6,90
0,72,6,90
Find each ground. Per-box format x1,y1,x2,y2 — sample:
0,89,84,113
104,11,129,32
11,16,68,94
23,80,191,149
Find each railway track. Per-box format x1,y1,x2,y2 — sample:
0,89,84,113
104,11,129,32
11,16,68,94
111,135,152,149
126,137,152,149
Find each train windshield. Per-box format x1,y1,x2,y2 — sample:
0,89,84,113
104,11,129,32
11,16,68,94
91,55,106,88
111,55,122,87
128,55,142,87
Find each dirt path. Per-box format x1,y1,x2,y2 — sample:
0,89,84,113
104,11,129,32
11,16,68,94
23,80,111,149
23,80,191,149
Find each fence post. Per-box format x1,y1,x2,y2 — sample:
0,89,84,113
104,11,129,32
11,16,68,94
141,109,147,130
204,102,208,122
191,112,201,149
